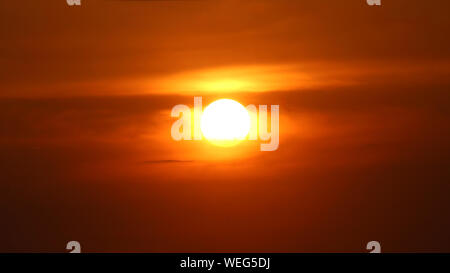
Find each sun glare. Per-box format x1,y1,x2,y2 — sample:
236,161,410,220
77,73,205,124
200,99,251,147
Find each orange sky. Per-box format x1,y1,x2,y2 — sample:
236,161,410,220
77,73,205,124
1,0,449,97
1,0,450,252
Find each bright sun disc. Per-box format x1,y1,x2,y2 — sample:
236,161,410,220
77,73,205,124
201,99,250,147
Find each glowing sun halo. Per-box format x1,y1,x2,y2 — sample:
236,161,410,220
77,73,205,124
200,99,250,147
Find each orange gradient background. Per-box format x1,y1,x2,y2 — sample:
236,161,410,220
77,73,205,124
0,0,450,252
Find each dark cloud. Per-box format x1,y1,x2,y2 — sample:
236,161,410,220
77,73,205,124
140,159,195,164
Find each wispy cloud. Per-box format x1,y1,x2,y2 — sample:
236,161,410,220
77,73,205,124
140,159,195,164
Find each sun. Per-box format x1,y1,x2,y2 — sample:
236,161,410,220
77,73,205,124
200,99,251,147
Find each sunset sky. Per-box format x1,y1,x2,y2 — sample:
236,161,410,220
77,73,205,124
1,0,450,252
